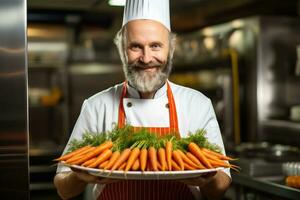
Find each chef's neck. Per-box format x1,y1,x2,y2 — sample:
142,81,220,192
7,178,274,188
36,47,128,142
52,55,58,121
139,91,156,99
127,81,167,99
137,82,166,99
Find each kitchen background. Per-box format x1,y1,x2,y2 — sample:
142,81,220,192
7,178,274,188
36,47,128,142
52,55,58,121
1,0,300,199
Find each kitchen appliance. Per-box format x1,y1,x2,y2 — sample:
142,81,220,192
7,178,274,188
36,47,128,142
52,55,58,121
0,0,29,199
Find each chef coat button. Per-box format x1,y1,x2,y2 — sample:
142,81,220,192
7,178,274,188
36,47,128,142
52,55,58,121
127,102,132,107
165,103,169,108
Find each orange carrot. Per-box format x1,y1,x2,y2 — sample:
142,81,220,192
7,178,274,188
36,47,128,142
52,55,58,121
157,161,162,171
55,145,91,161
65,146,96,164
201,149,225,162
104,151,121,170
206,158,240,172
202,148,234,160
125,148,140,172
99,160,109,169
208,159,229,167
82,157,97,167
188,142,212,168
118,162,127,170
147,160,152,171
184,162,197,170
172,150,184,170
171,159,181,171
158,148,167,171
131,159,140,171
166,141,172,171
148,147,158,171
111,148,131,171
207,158,240,172
177,150,200,169
140,148,148,172
87,149,112,168
70,141,113,165
186,152,205,169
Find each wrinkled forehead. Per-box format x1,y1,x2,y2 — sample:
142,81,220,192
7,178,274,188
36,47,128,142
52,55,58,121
123,19,170,44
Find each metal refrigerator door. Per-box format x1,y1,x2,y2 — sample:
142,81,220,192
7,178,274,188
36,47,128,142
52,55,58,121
0,0,29,199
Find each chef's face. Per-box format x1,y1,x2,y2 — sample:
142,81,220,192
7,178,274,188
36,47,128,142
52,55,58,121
122,20,173,93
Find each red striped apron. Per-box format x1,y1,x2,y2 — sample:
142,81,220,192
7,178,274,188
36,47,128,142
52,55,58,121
98,82,195,200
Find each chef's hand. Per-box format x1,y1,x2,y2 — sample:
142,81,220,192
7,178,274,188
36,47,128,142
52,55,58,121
179,171,217,187
71,167,119,185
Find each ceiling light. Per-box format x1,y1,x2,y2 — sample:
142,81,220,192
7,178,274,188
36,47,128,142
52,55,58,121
109,0,126,6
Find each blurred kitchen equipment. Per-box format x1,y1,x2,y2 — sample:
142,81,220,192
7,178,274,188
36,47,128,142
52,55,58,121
0,0,29,199
235,142,300,162
28,88,50,106
283,162,300,189
295,45,300,76
283,162,300,176
290,105,300,121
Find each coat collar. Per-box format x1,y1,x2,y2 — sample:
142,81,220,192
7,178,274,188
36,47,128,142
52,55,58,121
126,80,168,99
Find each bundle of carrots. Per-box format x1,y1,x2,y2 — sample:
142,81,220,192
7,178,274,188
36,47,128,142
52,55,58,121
55,126,239,172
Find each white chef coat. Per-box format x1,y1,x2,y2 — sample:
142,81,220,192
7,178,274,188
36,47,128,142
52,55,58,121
57,80,231,199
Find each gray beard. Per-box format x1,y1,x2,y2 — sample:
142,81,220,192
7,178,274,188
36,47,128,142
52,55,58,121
123,58,172,93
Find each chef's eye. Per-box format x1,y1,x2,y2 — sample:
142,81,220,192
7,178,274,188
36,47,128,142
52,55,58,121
150,43,161,50
130,44,142,51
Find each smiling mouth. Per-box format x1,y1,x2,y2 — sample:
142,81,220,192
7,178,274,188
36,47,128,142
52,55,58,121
135,66,159,72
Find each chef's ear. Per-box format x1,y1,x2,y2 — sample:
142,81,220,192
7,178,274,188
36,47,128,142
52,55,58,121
169,32,177,59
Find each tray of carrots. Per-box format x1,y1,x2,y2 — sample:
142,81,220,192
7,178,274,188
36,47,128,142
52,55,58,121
55,126,239,180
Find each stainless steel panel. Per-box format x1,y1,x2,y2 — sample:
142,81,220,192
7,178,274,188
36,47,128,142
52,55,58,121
0,0,29,199
257,17,300,146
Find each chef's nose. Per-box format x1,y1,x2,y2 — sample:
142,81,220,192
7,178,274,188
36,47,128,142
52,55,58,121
140,47,152,64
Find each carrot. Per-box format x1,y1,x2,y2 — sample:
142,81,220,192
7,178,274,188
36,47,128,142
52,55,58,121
201,149,228,163
104,151,121,170
111,148,131,171
55,145,91,161
99,160,109,169
87,149,112,168
125,148,140,172
208,158,240,171
157,161,163,171
172,150,184,170
148,147,158,171
202,148,234,160
65,146,96,164
171,160,181,171
177,150,200,169
118,162,127,170
208,159,228,166
166,141,172,171
147,160,152,171
186,152,205,169
81,157,97,167
188,142,212,168
184,162,197,170
158,148,167,171
207,159,232,169
140,148,148,172
70,141,113,165
131,159,140,171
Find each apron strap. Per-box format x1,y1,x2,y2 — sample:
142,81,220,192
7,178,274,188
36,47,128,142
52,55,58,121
118,81,179,134
166,82,179,133
117,81,127,128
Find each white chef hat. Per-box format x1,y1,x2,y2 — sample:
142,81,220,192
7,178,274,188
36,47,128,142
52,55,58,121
122,0,171,31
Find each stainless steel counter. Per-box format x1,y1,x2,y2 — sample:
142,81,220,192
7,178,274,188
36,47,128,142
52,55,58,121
231,173,300,200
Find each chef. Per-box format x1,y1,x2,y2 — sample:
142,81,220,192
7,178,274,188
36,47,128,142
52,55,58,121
54,0,231,199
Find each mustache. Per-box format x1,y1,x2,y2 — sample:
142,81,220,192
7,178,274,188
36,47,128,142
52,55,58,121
127,60,165,69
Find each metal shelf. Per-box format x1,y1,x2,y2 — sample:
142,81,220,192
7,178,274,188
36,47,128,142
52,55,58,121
261,119,300,131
